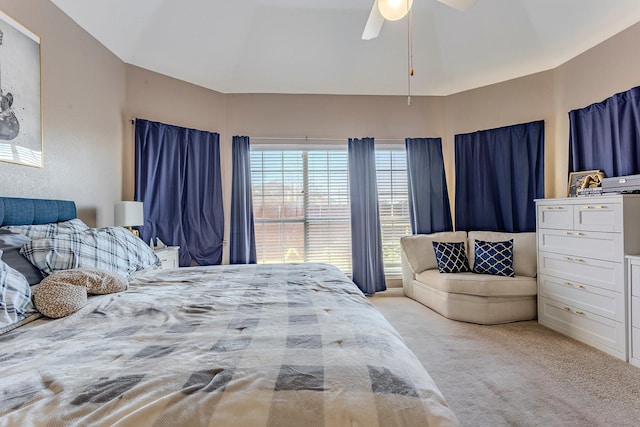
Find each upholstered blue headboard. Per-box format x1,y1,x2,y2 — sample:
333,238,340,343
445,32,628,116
0,197,77,226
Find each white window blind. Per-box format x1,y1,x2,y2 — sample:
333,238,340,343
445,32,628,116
251,143,410,278
375,149,411,277
251,148,352,273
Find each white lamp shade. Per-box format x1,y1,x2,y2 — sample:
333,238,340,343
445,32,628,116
378,0,413,21
114,201,144,227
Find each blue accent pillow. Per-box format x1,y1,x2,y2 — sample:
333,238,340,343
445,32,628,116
473,239,515,277
432,241,470,273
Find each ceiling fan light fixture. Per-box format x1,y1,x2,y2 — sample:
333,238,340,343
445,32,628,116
378,0,413,21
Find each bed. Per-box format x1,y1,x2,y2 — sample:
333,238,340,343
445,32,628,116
0,197,459,426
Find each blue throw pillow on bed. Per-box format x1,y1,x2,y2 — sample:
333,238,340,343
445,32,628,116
432,241,470,273
472,239,515,277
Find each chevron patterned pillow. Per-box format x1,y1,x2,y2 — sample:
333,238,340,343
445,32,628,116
472,239,515,277
432,241,470,273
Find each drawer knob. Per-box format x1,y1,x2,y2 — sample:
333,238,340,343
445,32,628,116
575,311,585,316
583,205,606,209
564,307,571,312
562,231,583,236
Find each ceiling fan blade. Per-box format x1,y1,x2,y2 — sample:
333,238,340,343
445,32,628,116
362,0,384,40
436,0,476,11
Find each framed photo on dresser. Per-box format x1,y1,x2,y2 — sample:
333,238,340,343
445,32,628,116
567,169,604,197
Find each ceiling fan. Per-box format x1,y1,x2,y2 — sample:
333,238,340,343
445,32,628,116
362,0,476,40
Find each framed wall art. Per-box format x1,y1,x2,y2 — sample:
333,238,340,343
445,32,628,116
0,9,42,167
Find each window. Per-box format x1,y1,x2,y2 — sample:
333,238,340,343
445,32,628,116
251,148,352,273
250,144,410,277
375,149,411,277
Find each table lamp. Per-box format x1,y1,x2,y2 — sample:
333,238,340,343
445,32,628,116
114,201,144,237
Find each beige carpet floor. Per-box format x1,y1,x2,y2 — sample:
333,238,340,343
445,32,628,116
370,289,640,427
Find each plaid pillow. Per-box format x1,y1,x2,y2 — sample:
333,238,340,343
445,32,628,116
472,239,515,277
21,227,160,277
0,252,38,330
2,218,90,240
432,241,470,273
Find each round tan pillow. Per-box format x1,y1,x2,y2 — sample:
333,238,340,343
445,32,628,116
44,268,128,295
33,281,88,318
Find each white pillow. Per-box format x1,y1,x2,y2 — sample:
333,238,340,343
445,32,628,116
0,252,38,332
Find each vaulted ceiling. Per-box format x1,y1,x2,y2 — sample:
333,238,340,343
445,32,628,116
51,0,640,96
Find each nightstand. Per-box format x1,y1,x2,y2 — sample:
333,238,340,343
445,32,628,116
154,246,180,269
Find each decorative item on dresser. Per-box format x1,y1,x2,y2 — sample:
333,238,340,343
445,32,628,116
536,195,640,361
628,255,640,367
567,169,605,197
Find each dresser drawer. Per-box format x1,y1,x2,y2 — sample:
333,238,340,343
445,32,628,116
538,274,624,322
537,229,621,262
539,296,626,360
631,260,640,298
573,202,622,232
538,251,623,293
537,204,573,230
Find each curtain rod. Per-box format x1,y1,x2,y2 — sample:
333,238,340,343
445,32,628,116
128,124,405,143
251,136,405,142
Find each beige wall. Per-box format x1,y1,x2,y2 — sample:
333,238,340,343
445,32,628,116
123,65,228,202
226,94,445,138
3,1,640,262
0,0,126,227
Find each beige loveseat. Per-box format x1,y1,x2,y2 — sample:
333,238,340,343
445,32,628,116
400,231,537,324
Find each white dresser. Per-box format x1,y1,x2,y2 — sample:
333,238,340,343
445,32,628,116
628,255,640,367
536,195,640,361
